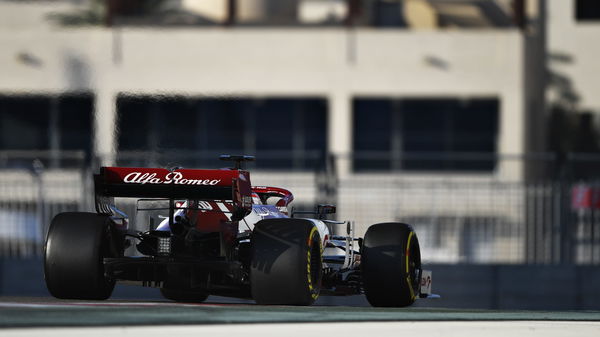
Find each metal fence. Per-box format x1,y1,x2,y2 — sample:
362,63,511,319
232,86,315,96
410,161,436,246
333,177,600,265
0,151,90,257
1,151,600,265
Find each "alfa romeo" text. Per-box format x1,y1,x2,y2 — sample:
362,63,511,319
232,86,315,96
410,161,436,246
123,172,221,185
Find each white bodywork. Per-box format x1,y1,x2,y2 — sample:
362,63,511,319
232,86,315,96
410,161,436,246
158,200,331,248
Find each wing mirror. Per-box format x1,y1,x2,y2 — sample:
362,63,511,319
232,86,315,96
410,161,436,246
317,204,336,215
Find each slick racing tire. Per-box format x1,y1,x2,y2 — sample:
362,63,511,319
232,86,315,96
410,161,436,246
362,222,421,307
251,219,322,305
160,288,209,303
44,212,117,300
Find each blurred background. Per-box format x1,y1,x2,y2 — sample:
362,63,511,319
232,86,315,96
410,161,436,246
1,0,600,309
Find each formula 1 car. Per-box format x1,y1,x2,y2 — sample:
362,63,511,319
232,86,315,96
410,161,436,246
44,155,432,307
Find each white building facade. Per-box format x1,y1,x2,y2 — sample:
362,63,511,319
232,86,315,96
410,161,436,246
1,0,599,263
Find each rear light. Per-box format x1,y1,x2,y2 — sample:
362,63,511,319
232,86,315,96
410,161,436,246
157,237,171,256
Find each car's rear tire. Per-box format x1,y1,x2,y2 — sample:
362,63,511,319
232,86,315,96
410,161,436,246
251,219,322,305
362,222,421,307
160,288,209,303
44,212,117,300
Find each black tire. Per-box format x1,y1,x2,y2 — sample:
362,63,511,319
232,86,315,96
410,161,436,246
250,219,322,305
44,212,117,300
362,222,421,307
160,288,209,303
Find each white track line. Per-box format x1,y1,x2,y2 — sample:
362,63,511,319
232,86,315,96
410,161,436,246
2,321,600,337
0,301,228,309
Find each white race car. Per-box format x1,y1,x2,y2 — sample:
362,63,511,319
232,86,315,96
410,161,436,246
44,155,432,306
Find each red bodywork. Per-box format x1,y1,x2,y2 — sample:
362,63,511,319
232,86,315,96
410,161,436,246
94,166,294,245
96,167,252,240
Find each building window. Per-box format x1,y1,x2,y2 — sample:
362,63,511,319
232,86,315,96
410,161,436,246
116,96,327,170
0,94,93,168
353,97,499,172
576,0,600,21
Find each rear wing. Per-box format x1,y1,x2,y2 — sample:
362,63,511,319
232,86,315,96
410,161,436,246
94,167,252,218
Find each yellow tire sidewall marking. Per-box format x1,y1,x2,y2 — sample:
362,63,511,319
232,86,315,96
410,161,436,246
306,226,320,300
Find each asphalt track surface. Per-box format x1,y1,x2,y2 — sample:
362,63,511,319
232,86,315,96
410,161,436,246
1,296,600,328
